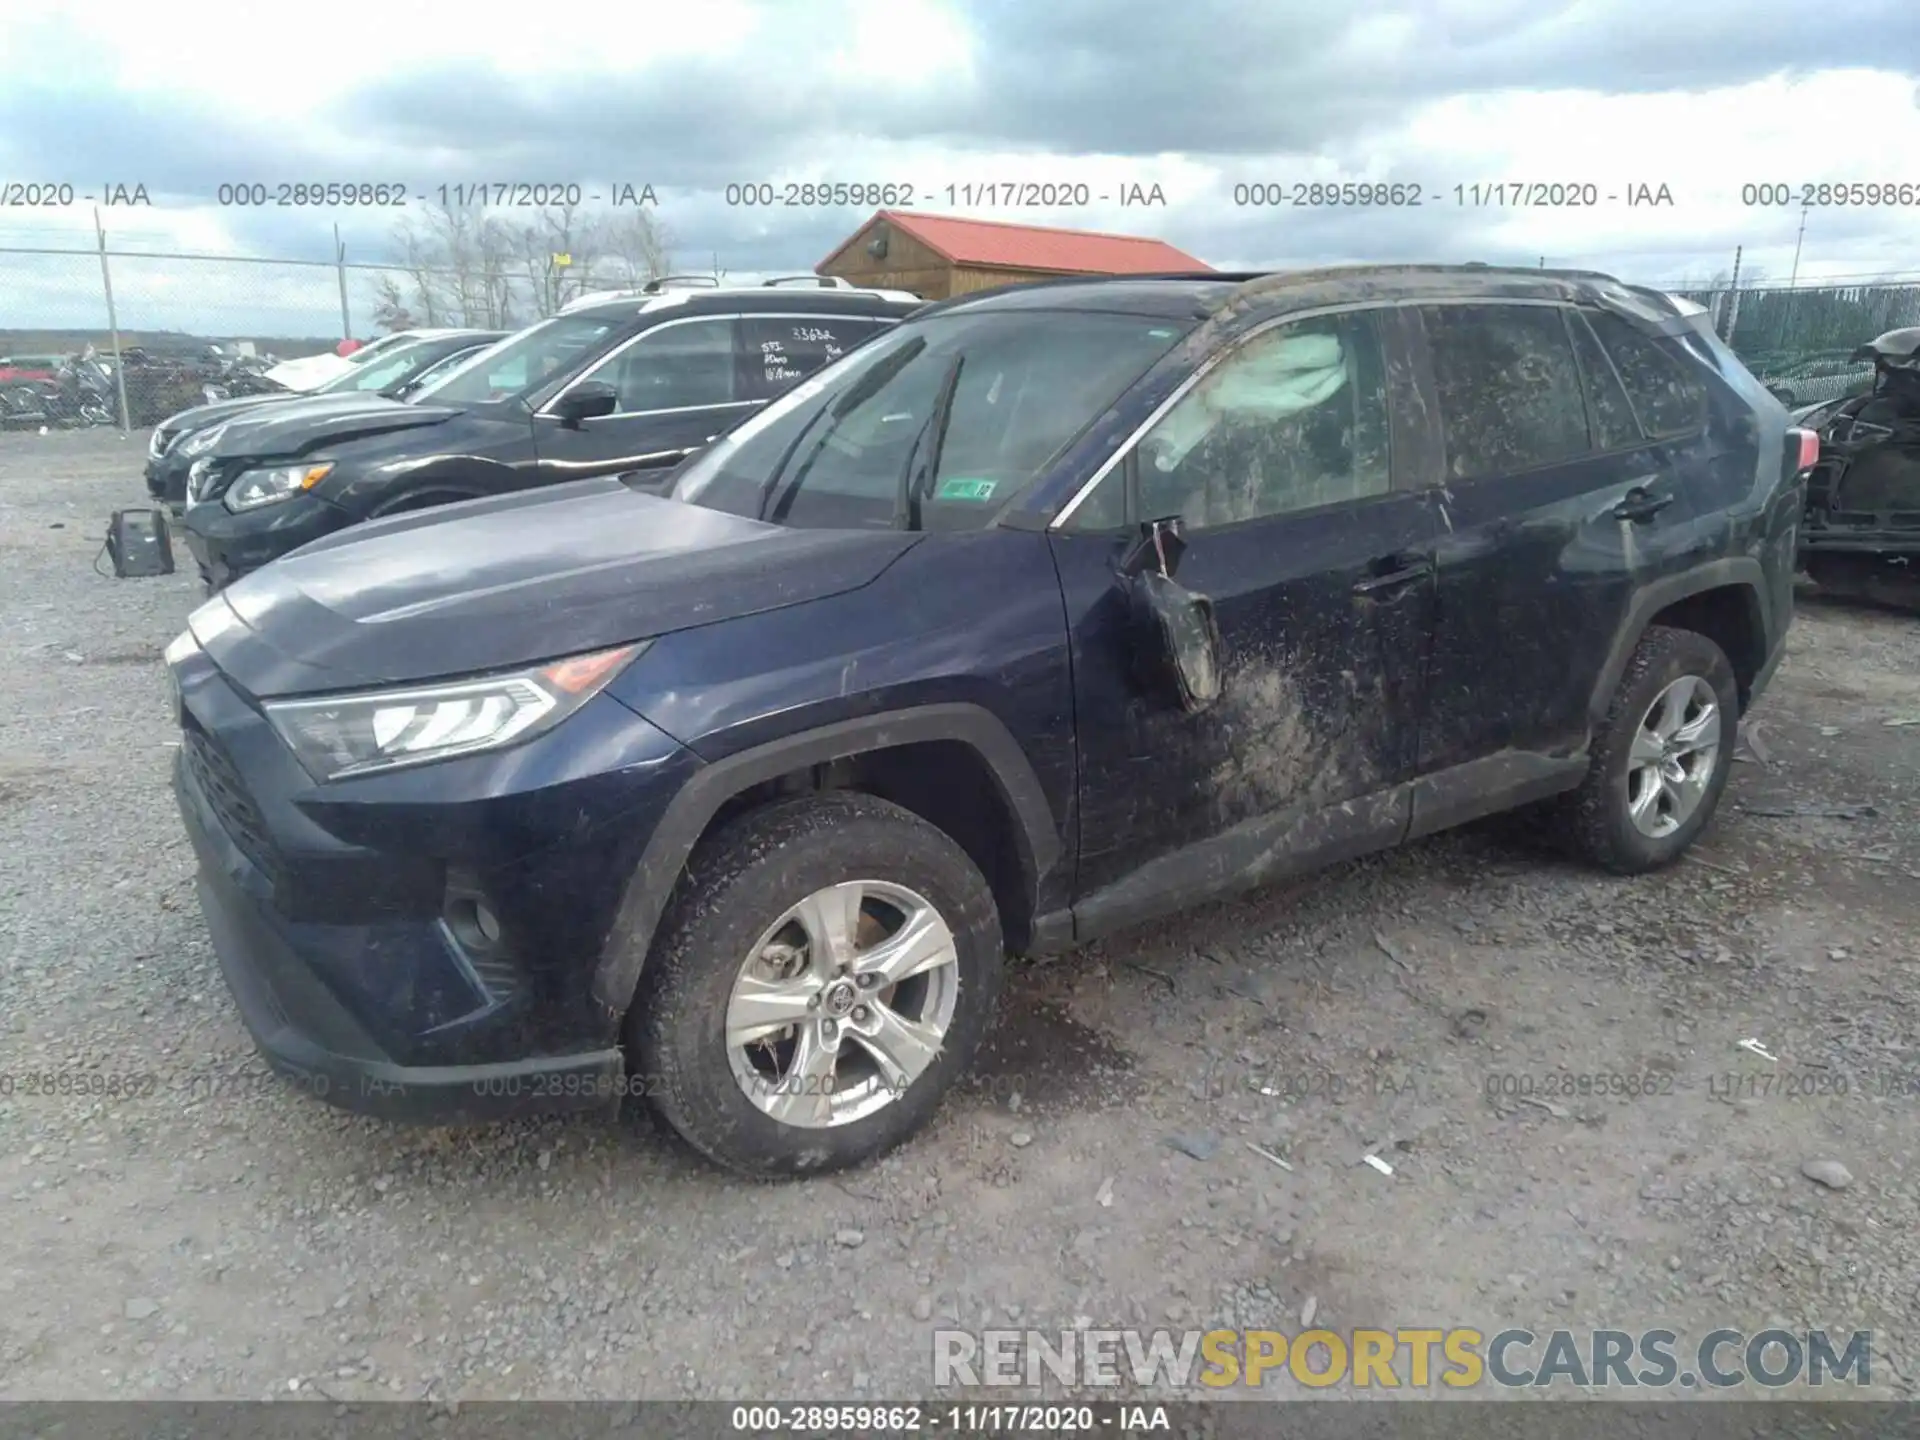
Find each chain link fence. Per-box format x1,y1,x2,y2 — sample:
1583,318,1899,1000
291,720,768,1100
0,238,680,427
4,236,1916,423
1665,277,1920,408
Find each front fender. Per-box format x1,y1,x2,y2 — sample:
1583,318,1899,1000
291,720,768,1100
588,703,1061,1017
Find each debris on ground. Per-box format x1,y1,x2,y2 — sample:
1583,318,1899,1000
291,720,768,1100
1740,802,1880,820
1738,1038,1779,1062
1246,1141,1294,1172
1361,1154,1395,1176
1165,1132,1220,1162
1801,1159,1855,1191
1519,1097,1571,1119
1735,721,1772,766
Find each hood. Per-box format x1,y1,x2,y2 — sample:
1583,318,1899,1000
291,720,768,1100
207,394,468,458
1852,327,1920,364
160,390,312,434
195,479,920,697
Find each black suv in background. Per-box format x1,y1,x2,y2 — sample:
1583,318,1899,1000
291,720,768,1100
175,279,922,588
146,330,506,511
167,265,1814,1177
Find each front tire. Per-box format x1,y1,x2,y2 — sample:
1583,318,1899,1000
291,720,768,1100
629,792,1004,1177
1565,625,1738,874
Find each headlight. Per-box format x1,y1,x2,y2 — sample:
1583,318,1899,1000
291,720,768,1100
149,426,176,458
263,642,648,782
180,422,228,457
225,462,334,512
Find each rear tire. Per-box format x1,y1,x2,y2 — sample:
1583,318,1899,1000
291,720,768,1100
1564,625,1738,875
629,791,1003,1177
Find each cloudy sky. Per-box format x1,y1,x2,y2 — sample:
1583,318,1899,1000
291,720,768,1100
3,0,1919,336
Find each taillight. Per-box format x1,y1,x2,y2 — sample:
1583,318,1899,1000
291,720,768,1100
1787,427,1819,475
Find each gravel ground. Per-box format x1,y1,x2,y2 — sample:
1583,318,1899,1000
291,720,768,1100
2,426,1917,1405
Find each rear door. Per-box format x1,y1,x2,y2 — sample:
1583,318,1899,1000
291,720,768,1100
738,315,891,403
1407,301,1703,830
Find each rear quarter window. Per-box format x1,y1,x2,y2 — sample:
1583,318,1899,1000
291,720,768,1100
1585,309,1708,437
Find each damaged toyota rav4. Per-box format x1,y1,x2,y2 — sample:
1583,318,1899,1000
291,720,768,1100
167,266,1815,1176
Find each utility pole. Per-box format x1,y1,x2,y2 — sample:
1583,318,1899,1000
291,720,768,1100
335,223,352,340
1777,205,1810,351
94,207,132,432
1724,245,1744,344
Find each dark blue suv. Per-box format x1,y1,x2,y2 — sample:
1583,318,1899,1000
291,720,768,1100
166,266,1815,1175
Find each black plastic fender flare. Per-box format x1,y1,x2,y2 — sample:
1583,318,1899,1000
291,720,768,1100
589,703,1064,1017
1584,557,1770,726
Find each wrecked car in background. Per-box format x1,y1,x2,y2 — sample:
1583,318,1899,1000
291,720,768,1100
1796,326,1920,610
173,280,919,589
145,330,506,512
166,264,1817,1178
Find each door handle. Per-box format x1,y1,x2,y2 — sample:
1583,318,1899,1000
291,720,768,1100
1352,556,1434,596
1612,487,1675,523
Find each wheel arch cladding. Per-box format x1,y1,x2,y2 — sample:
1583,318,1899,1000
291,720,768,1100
1586,559,1769,725
1644,585,1767,708
589,703,1062,1017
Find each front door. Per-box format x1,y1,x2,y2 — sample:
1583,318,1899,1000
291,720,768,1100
1048,306,1439,930
533,315,754,488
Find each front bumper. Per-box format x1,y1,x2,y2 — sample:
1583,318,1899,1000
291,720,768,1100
146,450,190,510
179,491,349,589
170,646,700,1123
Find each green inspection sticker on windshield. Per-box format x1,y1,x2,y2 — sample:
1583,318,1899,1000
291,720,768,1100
937,477,998,501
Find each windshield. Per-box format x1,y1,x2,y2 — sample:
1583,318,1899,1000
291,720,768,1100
672,309,1189,530
412,315,624,406
315,341,443,394
398,343,497,394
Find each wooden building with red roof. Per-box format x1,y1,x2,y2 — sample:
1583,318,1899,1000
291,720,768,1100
817,209,1211,300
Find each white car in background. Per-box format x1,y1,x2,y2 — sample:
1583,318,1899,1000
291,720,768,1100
263,329,469,392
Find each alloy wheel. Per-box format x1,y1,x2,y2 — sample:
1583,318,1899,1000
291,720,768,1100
1624,674,1721,839
724,879,960,1128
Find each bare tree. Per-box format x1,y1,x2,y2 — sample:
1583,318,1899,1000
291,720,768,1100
370,274,416,332
597,208,673,287
385,200,677,323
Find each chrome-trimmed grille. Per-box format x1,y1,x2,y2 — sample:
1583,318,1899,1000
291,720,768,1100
183,724,278,878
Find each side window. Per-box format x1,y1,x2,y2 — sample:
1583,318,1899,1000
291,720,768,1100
740,317,879,400
1421,304,1591,480
1567,311,1644,450
579,319,738,413
1128,311,1393,531
1584,310,1708,437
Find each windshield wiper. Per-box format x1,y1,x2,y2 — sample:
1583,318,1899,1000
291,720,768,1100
754,337,928,522
893,354,964,533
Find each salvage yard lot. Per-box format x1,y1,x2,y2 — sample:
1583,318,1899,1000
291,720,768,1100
2,426,1918,1403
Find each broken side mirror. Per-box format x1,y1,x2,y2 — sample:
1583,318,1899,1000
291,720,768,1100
1119,517,1223,713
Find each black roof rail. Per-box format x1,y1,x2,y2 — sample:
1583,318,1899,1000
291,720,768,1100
762,274,852,289
641,274,722,293
910,270,1258,316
